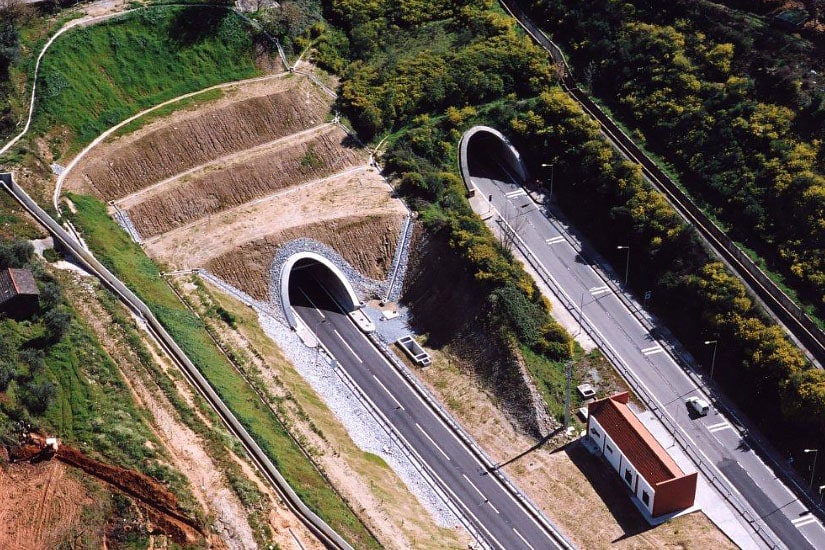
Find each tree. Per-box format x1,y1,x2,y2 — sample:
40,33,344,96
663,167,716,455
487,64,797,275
43,307,72,342
22,379,55,414
39,282,62,311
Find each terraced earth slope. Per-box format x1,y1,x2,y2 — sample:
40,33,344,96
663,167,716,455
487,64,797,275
64,72,407,302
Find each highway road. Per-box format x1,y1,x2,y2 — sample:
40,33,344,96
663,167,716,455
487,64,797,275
289,274,571,550
468,157,825,550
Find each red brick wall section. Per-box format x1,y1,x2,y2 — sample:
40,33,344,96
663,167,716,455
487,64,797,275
652,472,698,516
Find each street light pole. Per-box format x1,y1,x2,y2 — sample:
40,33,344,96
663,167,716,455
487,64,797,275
540,163,554,199
804,448,819,489
704,340,718,381
313,318,327,367
616,245,630,286
819,484,824,505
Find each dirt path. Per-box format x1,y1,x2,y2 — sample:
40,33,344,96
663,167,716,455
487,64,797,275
62,273,320,549
145,167,403,270
410,346,737,549
0,458,93,549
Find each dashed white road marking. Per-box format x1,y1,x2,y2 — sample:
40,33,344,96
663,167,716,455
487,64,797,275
706,421,733,433
545,236,565,245
791,515,819,528
416,423,451,461
333,329,362,363
462,473,492,506
298,287,326,319
373,375,404,411
641,345,664,355
512,527,536,550
589,285,611,296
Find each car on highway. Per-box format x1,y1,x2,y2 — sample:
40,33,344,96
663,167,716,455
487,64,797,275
686,396,710,417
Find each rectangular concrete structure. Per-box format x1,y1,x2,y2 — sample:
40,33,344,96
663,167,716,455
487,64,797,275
587,392,697,518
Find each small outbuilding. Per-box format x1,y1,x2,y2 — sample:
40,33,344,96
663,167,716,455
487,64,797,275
0,268,40,319
587,392,697,520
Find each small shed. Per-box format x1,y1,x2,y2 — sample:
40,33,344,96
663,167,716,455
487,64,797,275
587,392,697,519
0,268,40,319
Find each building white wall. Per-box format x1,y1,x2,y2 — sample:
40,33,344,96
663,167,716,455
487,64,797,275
589,414,657,515
636,469,656,515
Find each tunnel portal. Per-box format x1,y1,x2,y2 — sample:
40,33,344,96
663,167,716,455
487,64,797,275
281,252,360,329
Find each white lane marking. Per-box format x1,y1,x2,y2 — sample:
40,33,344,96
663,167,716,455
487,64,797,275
791,515,819,527
298,287,325,319
333,329,362,363
462,473,489,503
416,423,451,461
706,421,733,433
641,345,664,355
589,285,610,296
341,316,541,547
545,236,565,245
373,375,404,410
505,189,527,198
512,527,536,550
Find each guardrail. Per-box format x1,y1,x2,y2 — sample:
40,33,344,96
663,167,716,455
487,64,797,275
366,333,576,550
492,211,783,549
498,0,825,367
0,172,353,550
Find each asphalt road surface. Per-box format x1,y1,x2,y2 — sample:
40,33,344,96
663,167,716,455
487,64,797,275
289,274,567,550
469,156,825,550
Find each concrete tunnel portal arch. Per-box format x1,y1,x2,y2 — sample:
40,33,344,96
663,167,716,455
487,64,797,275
281,252,360,329
458,125,530,194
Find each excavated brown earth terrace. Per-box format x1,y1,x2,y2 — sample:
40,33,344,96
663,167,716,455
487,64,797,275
127,125,365,238
205,212,405,301
65,74,332,200
69,71,407,306
144,168,406,297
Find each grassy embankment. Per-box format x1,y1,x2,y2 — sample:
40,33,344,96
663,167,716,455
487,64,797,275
17,5,378,546
66,192,380,548
33,6,260,156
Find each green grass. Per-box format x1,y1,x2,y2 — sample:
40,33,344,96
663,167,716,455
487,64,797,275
111,87,225,138
66,192,380,549
34,6,260,152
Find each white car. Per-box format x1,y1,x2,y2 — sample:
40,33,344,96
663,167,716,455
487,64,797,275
686,396,710,416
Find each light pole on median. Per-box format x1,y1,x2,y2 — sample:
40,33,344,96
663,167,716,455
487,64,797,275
819,484,824,505
540,163,554,199
616,245,630,286
704,340,719,381
804,448,819,489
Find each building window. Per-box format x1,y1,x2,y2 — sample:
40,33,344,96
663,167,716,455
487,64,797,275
624,469,633,485
642,490,650,506
590,428,600,438
605,443,613,454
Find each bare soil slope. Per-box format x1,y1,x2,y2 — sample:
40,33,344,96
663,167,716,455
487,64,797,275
0,458,92,550
66,75,333,200
128,125,365,238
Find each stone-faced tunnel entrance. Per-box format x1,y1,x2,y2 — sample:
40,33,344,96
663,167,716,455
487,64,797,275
457,125,529,195
281,252,360,329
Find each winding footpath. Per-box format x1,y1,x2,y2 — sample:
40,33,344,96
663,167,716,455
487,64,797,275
0,5,352,549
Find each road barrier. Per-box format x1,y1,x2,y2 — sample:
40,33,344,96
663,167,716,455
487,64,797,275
493,211,783,548
0,172,353,550
498,0,825,368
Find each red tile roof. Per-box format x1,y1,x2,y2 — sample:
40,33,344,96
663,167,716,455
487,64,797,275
0,268,39,305
588,392,684,485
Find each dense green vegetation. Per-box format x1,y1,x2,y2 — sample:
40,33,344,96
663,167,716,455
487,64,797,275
0,238,197,522
65,193,380,549
315,0,824,483
34,5,260,151
530,0,825,323
312,0,575,424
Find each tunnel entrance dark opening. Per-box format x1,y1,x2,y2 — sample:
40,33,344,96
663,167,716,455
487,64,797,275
280,253,360,329
467,132,511,181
